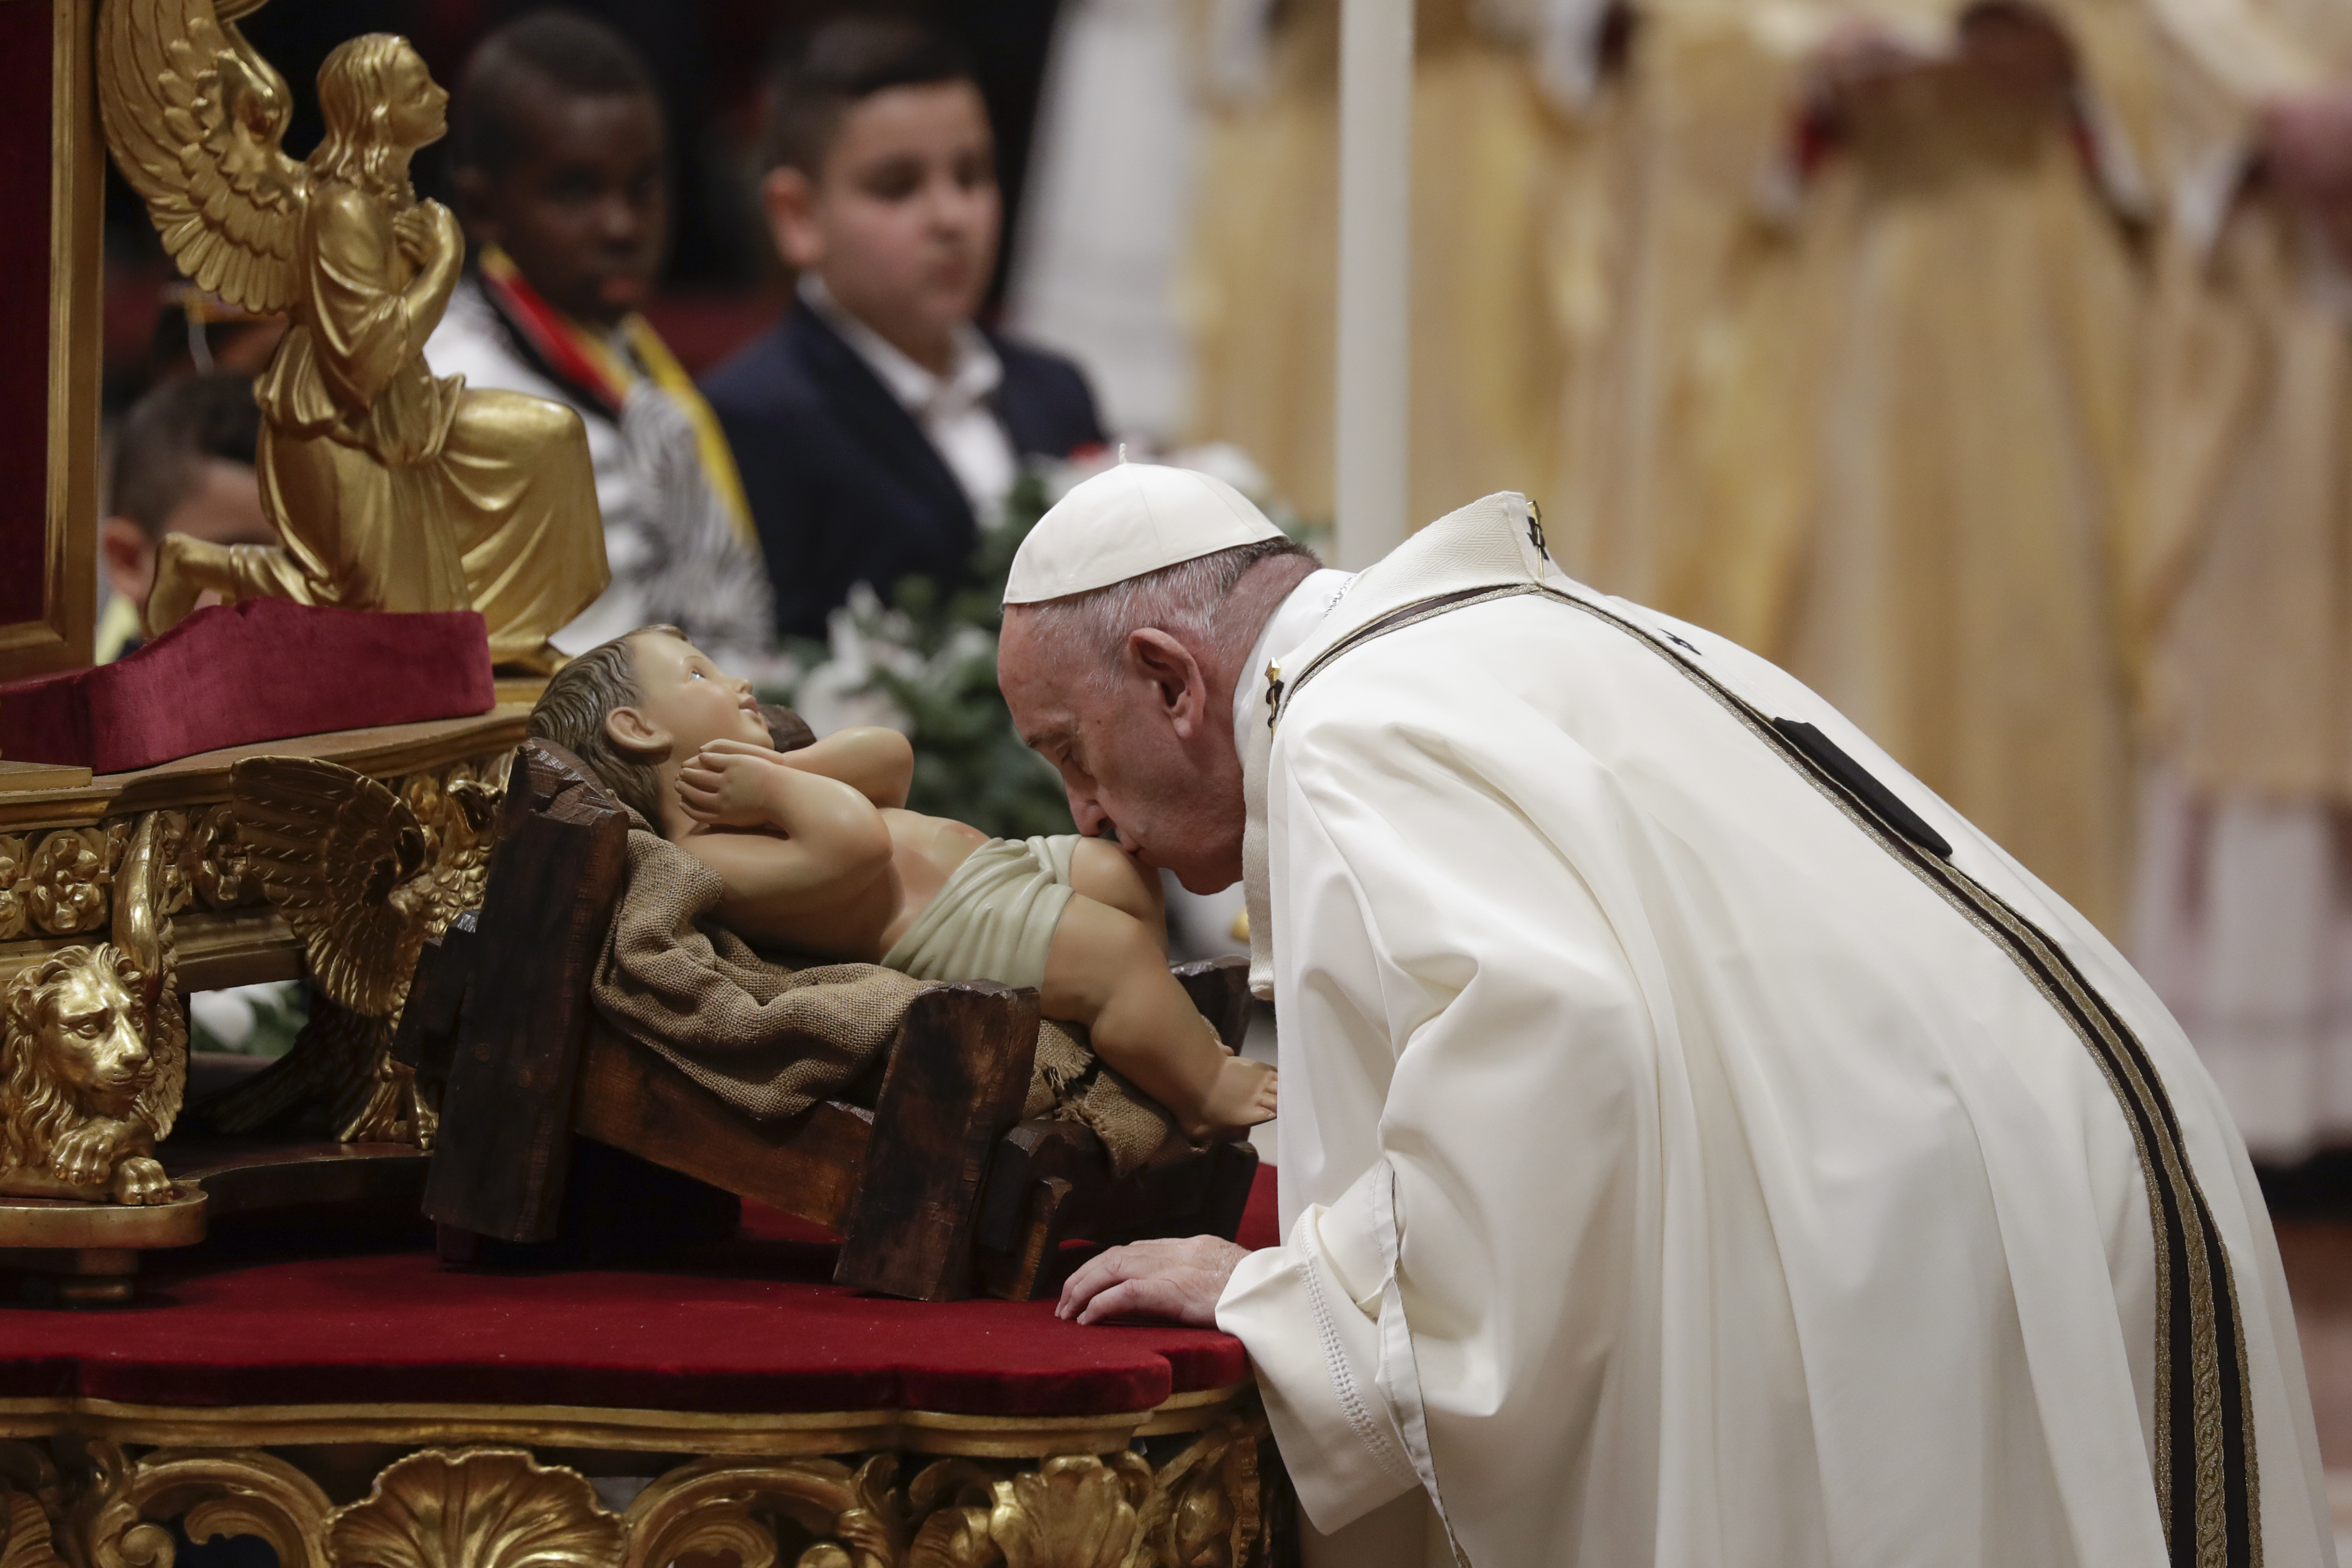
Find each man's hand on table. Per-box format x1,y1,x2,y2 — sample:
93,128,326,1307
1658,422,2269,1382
1057,1236,1252,1326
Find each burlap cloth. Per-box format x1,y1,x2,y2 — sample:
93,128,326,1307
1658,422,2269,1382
589,825,1177,1176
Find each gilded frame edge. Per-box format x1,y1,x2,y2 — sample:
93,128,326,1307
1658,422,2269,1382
0,1382,1255,1458
0,0,99,680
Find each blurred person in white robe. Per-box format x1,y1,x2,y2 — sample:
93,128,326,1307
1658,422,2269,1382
1553,0,2158,938
1004,0,1206,441
2131,0,2352,1162
995,462,2330,1568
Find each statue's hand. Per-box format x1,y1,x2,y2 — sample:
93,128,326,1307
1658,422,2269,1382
392,202,442,267
677,741,791,829
111,1156,172,1207
48,1119,127,1189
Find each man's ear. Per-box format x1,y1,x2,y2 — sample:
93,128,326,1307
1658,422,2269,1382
448,164,498,248
761,166,824,272
605,705,670,762
99,518,155,606
1126,629,1211,740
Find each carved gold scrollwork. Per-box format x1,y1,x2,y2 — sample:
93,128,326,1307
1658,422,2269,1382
330,1450,624,1568
0,1413,1271,1568
985,1456,1151,1568
24,826,127,938
1131,1418,1262,1568
622,1454,891,1568
0,1443,66,1568
70,1442,333,1568
0,837,30,943
903,1461,997,1568
179,805,254,912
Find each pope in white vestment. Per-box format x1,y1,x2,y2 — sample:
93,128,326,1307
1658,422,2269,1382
995,466,2329,1568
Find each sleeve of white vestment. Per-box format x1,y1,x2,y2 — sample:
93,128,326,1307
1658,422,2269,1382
1214,694,1654,1537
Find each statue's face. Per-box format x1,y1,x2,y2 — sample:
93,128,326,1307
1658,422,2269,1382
617,633,772,762
32,963,152,1120
383,47,448,151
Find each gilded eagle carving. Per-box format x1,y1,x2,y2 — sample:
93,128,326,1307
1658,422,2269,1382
230,758,497,1020
95,0,608,672
198,758,500,1145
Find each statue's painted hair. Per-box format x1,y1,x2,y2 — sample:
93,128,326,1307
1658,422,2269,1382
0,945,146,1171
310,33,415,193
527,626,683,828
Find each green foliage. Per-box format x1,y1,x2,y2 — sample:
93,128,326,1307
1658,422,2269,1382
189,981,308,1058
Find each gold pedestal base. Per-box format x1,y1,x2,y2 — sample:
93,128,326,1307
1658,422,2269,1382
0,1185,205,1303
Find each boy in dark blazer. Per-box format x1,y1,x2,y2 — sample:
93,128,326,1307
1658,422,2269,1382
703,17,1105,641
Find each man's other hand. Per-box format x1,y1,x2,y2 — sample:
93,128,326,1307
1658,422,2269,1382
1057,1235,1251,1326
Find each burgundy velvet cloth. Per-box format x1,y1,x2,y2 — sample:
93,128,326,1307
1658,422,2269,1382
0,601,496,773
0,3,55,629
0,1166,1282,1416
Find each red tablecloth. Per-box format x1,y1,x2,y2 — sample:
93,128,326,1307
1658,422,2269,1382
0,1163,1283,1418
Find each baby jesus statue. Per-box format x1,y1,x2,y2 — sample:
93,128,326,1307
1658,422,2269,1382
528,627,1278,1137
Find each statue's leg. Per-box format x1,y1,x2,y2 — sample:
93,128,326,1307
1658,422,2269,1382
438,389,609,668
255,425,467,615
144,536,242,635
146,537,333,636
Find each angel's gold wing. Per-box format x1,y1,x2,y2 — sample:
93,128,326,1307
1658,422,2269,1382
97,0,305,314
231,757,435,1018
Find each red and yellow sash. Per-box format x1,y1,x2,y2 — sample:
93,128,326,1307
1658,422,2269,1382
476,246,756,550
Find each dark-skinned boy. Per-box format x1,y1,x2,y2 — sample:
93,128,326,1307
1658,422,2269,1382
427,12,770,658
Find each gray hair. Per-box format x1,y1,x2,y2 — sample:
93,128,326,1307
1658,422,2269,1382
1015,537,1317,692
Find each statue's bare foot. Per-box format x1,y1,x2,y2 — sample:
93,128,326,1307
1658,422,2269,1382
111,1155,171,1206
1192,1057,1277,1138
144,535,205,636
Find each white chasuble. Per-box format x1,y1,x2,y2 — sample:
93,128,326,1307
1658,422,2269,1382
1215,493,2331,1568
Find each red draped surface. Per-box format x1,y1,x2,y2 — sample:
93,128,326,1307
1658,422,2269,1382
0,2,55,629
0,600,496,773
0,1167,1282,1417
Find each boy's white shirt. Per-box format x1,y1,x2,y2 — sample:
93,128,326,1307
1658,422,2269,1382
798,274,1019,523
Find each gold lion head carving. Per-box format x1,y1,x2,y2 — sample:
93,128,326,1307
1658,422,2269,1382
0,945,176,1202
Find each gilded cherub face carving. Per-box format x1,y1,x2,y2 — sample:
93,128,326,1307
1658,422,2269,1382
608,632,772,764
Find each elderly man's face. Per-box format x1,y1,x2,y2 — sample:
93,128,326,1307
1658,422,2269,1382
999,613,1248,893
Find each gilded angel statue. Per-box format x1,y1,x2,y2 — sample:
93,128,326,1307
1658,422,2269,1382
203,758,500,1145
98,2,608,672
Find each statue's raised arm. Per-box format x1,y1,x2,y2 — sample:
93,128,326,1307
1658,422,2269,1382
98,4,609,672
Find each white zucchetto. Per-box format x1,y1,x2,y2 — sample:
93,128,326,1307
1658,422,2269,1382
1002,462,1285,605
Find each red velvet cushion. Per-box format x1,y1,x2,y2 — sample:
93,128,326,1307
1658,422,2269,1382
0,601,495,773
1235,1156,1278,1250
0,1163,1285,1416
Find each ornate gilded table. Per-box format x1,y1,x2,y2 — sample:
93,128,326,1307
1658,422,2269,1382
0,708,528,1294
0,1195,1286,1568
